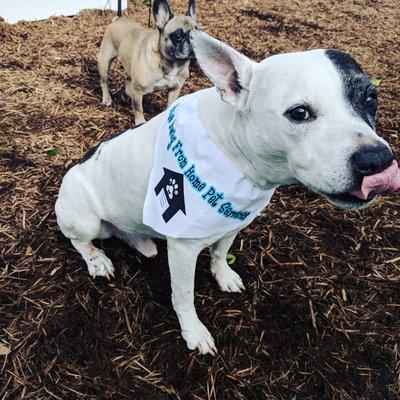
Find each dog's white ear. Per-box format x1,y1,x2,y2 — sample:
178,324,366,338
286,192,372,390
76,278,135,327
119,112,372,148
187,0,196,21
153,0,173,30
190,30,256,110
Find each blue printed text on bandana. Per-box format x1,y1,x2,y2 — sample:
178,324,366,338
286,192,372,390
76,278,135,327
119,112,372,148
143,90,275,239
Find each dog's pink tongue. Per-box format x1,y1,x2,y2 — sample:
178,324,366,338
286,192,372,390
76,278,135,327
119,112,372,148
349,160,400,200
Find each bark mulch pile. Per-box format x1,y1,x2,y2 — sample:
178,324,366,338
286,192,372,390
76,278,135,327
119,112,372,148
0,1,399,399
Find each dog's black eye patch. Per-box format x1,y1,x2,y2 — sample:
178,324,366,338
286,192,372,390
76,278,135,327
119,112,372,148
326,49,377,128
170,29,185,43
365,88,378,113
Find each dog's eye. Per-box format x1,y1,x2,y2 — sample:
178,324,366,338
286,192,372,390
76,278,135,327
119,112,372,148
286,106,313,122
366,91,378,112
170,31,183,42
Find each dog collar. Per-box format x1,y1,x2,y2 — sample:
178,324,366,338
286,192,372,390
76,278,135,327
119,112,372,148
143,90,275,238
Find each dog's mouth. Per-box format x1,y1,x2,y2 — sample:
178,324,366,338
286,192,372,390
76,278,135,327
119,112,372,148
174,42,195,60
321,159,400,209
186,50,196,60
323,191,376,209
166,45,195,61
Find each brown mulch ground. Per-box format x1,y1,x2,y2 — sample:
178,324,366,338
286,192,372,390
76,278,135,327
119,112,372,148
1,0,399,398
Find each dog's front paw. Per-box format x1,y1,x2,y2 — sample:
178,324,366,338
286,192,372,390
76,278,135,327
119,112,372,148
182,322,217,356
87,248,114,280
101,97,112,107
212,264,245,293
133,237,158,258
134,115,146,125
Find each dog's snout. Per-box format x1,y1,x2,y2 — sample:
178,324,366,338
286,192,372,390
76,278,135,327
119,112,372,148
352,144,393,176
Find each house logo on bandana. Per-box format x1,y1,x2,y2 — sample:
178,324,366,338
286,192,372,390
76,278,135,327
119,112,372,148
143,89,276,239
154,168,186,222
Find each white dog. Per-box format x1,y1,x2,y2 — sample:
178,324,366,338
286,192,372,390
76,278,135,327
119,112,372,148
55,30,400,355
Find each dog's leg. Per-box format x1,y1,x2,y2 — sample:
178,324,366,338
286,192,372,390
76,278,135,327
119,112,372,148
132,91,145,125
167,85,183,106
167,237,217,355
71,240,114,280
210,233,245,292
128,235,158,257
55,183,115,279
125,80,145,125
97,42,117,106
113,228,158,258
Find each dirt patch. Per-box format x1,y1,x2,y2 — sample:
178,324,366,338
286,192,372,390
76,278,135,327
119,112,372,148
0,1,399,399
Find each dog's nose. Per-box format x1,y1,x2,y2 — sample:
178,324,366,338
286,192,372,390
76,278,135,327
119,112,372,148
352,144,393,176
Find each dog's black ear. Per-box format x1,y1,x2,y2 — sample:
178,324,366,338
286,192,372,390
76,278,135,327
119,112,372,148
190,30,256,111
187,0,196,21
153,0,173,30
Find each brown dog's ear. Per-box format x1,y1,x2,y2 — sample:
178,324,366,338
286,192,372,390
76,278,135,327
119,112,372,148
153,0,173,30
187,0,196,21
190,30,256,111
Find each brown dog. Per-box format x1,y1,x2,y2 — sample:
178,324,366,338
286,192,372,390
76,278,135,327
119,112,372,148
97,0,196,124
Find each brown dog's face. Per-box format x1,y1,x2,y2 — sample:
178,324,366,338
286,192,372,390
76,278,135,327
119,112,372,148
161,16,196,60
153,0,197,61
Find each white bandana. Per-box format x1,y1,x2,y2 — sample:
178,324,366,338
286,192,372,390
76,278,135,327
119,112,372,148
143,90,275,239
